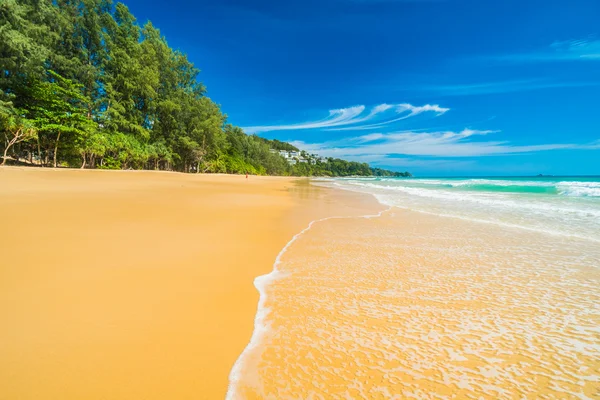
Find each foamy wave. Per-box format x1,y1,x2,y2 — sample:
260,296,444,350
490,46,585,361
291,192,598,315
226,207,391,399
557,182,600,197
350,182,600,218
410,179,557,187
374,194,600,244
327,180,600,243
380,178,600,198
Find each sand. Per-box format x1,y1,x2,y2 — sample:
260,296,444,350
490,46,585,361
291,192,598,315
0,167,381,400
231,207,600,399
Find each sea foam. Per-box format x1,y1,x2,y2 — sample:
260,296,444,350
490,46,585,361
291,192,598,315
226,207,391,399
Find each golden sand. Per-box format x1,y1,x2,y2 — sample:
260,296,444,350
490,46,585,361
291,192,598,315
0,167,381,400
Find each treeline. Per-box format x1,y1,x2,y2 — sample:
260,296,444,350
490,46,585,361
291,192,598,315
0,0,410,177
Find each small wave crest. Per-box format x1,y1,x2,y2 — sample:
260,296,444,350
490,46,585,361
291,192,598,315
557,181,600,197
375,178,600,198
329,179,600,243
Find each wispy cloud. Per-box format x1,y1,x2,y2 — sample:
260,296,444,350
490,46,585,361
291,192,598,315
494,37,600,63
585,140,600,149
291,129,589,161
420,79,600,96
242,103,448,133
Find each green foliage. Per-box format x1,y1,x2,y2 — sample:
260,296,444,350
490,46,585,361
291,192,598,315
1,106,38,165
254,136,299,152
280,153,411,178
0,0,409,177
26,71,95,166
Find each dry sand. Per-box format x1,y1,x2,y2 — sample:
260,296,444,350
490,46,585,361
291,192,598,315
0,167,381,400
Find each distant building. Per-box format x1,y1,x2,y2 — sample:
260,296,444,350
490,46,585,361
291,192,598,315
288,159,297,165
289,151,299,158
279,150,289,158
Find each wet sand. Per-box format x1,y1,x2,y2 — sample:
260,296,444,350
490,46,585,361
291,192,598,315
0,167,381,400
231,208,600,399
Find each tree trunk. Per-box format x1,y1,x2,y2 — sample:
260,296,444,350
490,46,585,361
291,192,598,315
81,154,86,169
37,138,42,166
53,131,61,168
2,135,19,165
2,145,9,165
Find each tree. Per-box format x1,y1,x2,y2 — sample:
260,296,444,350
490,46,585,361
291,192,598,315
1,108,37,165
78,129,108,168
28,71,93,167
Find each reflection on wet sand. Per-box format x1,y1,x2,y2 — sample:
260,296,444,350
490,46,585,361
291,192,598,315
232,209,600,399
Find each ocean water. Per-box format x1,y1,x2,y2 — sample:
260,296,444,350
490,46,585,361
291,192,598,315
228,177,600,399
331,176,600,243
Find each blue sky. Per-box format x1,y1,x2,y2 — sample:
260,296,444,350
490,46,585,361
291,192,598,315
123,0,599,176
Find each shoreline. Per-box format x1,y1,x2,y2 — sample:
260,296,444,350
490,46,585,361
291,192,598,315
226,205,390,399
226,191,600,398
0,167,381,399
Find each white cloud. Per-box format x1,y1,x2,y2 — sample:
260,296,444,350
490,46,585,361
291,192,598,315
495,38,600,63
242,102,448,133
420,79,600,96
550,38,600,59
329,103,449,131
583,139,600,149
291,129,582,159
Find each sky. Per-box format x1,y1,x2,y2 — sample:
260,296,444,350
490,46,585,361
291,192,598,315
123,0,599,176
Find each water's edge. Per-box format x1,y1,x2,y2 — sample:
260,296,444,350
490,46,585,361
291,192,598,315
225,197,391,399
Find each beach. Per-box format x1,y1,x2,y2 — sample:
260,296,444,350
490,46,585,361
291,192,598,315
0,167,381,399
2,170,599,399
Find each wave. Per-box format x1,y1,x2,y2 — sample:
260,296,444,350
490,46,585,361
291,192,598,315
375,178,600,198
372,194,600,244
557,182,600,198
327,180,600,243
226,207,392,399
345,182,600,217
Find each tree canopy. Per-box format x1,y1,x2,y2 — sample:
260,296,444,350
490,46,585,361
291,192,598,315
0,0,410,177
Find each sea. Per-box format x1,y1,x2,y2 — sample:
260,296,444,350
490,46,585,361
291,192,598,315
228,177,600,399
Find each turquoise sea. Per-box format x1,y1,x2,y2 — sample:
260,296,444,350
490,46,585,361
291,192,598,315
330,176,600,243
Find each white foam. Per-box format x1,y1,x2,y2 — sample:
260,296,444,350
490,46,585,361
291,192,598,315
374,193,600,244
324,180,600,243
225,207,391,399
558,183,600,197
